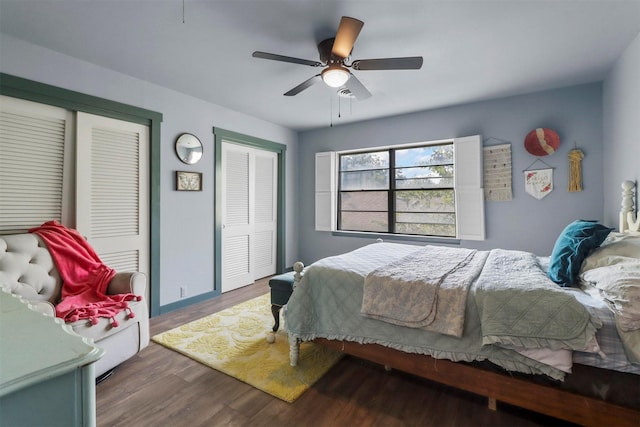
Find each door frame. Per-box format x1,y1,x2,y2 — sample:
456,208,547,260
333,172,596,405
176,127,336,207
213,127,286,292
0,73,163,316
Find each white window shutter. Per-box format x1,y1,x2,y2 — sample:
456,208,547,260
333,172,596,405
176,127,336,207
315,152,336,231
454,135,485,240
455,188,485,240
0,96,73,234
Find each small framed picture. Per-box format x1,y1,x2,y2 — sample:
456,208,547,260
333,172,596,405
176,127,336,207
176,171,202,191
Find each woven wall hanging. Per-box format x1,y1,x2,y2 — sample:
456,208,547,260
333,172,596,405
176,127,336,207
524,128,560,156
568,143,584,192
483,143,512,201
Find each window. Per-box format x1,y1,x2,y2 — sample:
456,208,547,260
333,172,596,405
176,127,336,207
339,142,456,237
315,135,485,240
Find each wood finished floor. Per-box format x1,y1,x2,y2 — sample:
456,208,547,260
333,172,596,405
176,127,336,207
96,277,575,427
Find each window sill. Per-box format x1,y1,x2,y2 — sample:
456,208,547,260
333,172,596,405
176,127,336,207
331,230,461,245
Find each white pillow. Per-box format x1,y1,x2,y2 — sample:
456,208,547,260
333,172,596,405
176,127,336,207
581,259,640,331
581,232,640,273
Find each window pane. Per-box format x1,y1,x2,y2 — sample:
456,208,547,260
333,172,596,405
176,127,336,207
395,190,455,212
396,176,454,189
395,145,453,167
341,191,387,211
396,165,454,189
340,151,389,171
396,212,455,225
341,211,388,232
396,221,456,237
340,170,389,191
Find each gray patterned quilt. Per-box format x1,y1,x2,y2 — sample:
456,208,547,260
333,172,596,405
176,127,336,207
476,249,601,350
283,242,602,380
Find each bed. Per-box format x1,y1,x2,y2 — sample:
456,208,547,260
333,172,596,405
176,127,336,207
283,181,640,426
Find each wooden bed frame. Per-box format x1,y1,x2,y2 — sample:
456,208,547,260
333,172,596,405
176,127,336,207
309,339,639,426
288,181,640,426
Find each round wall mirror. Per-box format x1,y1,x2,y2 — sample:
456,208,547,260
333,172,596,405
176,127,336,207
175,133,203,164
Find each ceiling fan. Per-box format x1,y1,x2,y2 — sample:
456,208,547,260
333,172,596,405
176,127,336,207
252,16,423,100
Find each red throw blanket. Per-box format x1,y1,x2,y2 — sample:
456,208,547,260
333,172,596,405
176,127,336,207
29,221,139,326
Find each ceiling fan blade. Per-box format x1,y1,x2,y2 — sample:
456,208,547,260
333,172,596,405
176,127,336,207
352,57,423,70
332,16,364,59
284,74,322,96
252,51,322,67
344,73,372,100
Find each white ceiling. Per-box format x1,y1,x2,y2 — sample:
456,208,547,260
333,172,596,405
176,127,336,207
1,1,639,131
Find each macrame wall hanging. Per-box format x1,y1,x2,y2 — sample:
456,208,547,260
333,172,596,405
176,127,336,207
568,143,584,192
483,139,513,202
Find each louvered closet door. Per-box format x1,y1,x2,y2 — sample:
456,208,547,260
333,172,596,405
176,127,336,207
75,112,149,280
221,143,253,292
253,150,277,279
0,96,74,233
221,142,278,292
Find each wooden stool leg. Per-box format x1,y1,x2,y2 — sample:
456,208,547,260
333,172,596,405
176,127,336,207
271,304,281,332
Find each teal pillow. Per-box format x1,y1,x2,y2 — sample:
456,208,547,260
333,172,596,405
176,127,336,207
548,220,613,287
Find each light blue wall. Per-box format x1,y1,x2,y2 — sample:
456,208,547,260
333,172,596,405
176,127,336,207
0,34,299,307
298,83,604,263
603,32,640,227
4,27,633,307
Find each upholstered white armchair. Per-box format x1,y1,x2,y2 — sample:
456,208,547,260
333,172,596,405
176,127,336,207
0,233,149,379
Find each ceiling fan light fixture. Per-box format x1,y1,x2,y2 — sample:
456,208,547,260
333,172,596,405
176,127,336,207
322,65,350,87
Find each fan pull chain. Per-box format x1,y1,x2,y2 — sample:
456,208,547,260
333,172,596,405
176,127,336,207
329,94,333,127
182,0,185,23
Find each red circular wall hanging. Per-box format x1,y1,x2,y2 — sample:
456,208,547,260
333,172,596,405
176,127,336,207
524,128,560,156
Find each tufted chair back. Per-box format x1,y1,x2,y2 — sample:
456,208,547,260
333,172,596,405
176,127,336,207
0,233,62,305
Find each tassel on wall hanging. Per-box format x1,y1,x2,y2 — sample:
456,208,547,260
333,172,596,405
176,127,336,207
568,143,584,192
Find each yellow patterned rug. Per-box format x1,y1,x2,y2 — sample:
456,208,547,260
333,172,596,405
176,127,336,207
151,293,343,403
